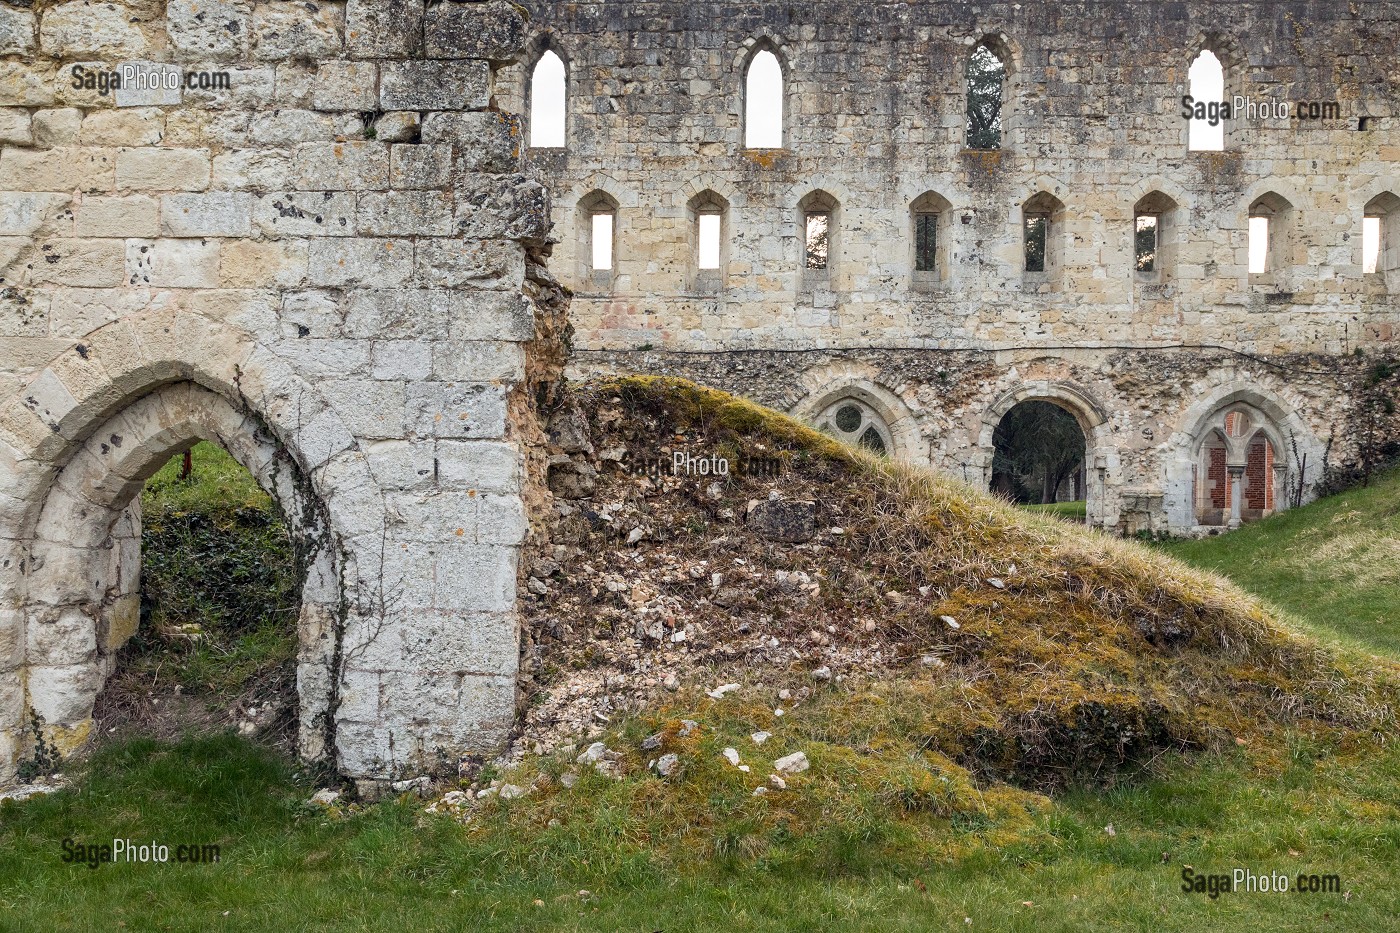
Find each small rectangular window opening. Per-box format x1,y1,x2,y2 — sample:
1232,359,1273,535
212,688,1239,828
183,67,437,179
591,213,613,271
1024,214,1048,272
698,213,721,270
1248,216,1269,274
915,213,939,272
1135,214,1159,272
804,212,829,269
1363,216,1381,274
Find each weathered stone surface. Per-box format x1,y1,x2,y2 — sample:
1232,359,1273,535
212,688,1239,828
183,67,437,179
0,7,35,56
380,60,490,111
424,1,527,61
421,111,522,173
116,147,210,191
167,0,251,60
345,0,423,59
355,190,454,236
390,144,452,189
454,174,550,242
33,109,82,148
39,2,145,57
313,61,378,111
746,498,817,543
74,195,159,238
251,2,344,61
292,141,389,191
0,109,31,146
160,192,253,237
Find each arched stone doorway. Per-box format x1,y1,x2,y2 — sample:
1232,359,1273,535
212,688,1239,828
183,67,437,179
1192,406,1284,528
1,311,526,786
14,383,340,772
990,400,1087,508
978,382,1109,526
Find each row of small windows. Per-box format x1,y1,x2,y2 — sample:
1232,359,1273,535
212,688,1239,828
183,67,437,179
531,41,1008,152
580,191,1397,278
530,41,1312,154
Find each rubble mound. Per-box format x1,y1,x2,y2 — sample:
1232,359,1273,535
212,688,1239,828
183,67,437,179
514,377,1397,787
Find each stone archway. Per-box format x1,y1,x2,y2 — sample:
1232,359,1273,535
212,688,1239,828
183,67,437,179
1167,379,1322,533
20,382,340,769
977,381,1111,525
791,370,924,463
0,310,526,787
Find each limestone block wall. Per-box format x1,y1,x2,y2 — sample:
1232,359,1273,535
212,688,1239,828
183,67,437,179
513,0,1400,534
0,0,565,785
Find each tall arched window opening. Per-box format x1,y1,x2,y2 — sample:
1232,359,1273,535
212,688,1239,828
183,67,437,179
529,50,566,148
1248,192,1292,279
745,48,784,148
1187,50,1225,151
966,43,1005,150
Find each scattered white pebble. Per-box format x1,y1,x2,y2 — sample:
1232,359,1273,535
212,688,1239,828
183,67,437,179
940,615,960,630
707,683,740,699
722,747,741,767
750,731,771,745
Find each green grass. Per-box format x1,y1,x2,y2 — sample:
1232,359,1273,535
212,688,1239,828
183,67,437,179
1023,500,1088,521
1157,467,1400,660
0,726,1395,931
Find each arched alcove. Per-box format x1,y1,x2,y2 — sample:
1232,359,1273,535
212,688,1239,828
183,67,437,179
978,382,1109,525
18,382,340,770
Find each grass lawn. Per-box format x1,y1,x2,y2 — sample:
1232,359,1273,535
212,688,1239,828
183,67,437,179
1157,468,1400,660
1023,500,1088,521
1,728,1397,932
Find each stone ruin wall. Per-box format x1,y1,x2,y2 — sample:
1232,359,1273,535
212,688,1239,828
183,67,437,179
508,0,1400,533
0,0,568,787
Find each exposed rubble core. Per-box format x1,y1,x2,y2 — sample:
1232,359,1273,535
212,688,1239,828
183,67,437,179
510,378,1398,787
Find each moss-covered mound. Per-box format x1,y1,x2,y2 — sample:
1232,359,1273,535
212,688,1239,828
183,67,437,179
510,377,1398,801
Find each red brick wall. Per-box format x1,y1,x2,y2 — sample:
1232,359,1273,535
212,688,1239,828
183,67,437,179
1245,437,1274,511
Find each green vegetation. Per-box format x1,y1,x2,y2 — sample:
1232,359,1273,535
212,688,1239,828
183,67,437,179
2,382,1397,931
133,442,299,694
1,722,1396,930
1158,467,1400,661
1024,499,1088,521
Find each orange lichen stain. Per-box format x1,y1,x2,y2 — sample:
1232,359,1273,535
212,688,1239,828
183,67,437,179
385,241,395,251
455,528,465,536
467,490,478,497
333,144,344,158
744,149,780,168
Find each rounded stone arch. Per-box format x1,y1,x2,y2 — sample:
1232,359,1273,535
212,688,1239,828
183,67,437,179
1173,380,1316,459
791,373,923,463
736,34,792,150
681,173,743,211
1167,378,1323,531
520,30,574,98
1242,178,1304,217
976,381,1109,451
976,381,1109,522
965,30,1022,77
1124,177,1194,221
0,311,385,782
